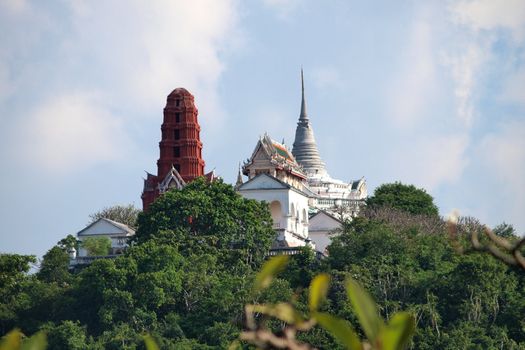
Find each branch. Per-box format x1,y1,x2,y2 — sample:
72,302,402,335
447,218,525,270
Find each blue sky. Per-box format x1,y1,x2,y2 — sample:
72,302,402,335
1,0,524,259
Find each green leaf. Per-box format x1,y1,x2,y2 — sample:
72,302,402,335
227,340,241,350
21,332,47,350
346,278,384,342
379,312,415,350
253,255,289,292
143,334,159,350
314,312,362,350
249,303,303,324
309,273,331,312
0,329,22,350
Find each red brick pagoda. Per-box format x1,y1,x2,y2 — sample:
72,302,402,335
141,88,208,210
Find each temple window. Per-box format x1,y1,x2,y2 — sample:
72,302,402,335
174,129,180,140
174,146,180,157
175,113,181,122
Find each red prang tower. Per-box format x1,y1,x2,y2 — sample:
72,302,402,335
141,88,206,210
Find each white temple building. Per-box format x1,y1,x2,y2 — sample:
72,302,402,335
237,135,315,249
69,218,135,266
237,70,367,254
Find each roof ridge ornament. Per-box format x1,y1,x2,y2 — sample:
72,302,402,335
235,162,244,188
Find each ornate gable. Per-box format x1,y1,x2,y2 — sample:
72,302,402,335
158,165,186,194
243,133,306,181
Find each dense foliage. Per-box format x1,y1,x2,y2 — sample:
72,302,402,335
135,178,275,270
1,180,524,349
88,204,140,228
81,237,112,257
367,182,439,217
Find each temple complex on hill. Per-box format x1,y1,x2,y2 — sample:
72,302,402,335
137,72,367,254
137,70,367,253
72,75,366,266
138,72,366,255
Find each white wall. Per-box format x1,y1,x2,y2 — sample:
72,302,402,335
309,212,341,254
239,175,310,246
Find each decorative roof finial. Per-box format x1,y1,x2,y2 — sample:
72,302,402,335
300,67,308,122
235,162,244,188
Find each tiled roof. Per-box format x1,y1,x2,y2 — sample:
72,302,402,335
77,217,135,236
272,141,293,161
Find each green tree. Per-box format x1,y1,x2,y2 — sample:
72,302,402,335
81,237,111,256
135,178,275,270
0,254,36,290
57,235,78,251
41,320,87,350
325,212,525,349
71,259,127,333
0,254,37,335
37,246,71,284
89,204,140,228
367,182,439,216
492,222,518,239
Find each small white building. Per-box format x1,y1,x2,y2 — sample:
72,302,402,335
308,210,343,255
76,218,135,257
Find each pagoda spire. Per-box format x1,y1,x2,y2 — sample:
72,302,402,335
292,69,328,178
300,68,308,121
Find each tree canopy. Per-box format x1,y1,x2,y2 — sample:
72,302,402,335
81,236,111,256
135,177,275,269
88,204,140,228
367,182,439,216
1,180,524,349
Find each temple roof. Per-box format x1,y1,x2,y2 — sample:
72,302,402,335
77,218,135,236
292,70,328,178
242,134,307,181
272,140,294,161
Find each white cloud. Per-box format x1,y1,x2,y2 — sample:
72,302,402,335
389,134,469,191
262,0,300,19
311,66,343,90
478,120,525,230
442,44,486,126
451,0,525,42
59,1,239,131
446,0,525,126
1,0,241,174
386,16,438,127
0,0,30,15
18,92,130,173
499,63,525,105
0,61,10,103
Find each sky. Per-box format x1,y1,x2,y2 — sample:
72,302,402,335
1,0,524,259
